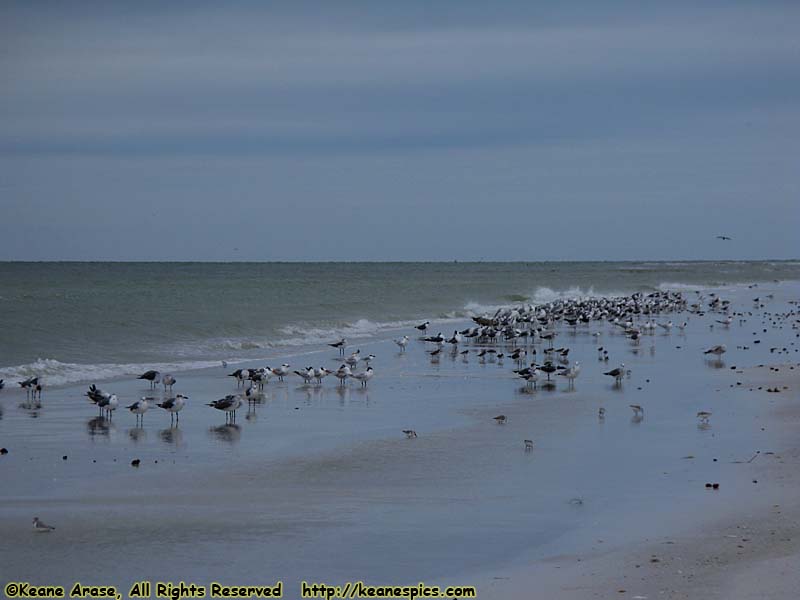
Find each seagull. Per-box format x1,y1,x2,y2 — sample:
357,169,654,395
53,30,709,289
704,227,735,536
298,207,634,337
32,517,55,532
363,354,376,366
207,395,242,423
704,344,727,356
162,373,176,392
157,394,187,424
18,376,38,398
137,370,161,389
96,394,118,418
227,368,250,388
329,338,347,355
415,321,430,332
394,336,410,351
604,364,626,384
539,361,558,381
402,430,418,439
558,361,581,387
126,397,150,425
351,366,374,387
658,321,673,332
697,411,712,424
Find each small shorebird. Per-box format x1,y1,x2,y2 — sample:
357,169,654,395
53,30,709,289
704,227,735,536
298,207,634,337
697,411,712,424
415,321,430,332
351,366,374,387
402,429,417,439
32,517,55,532
126,397,150,425
363,354,376,365
493,415,507,424
158,394,187,424
329,338,347,355
137,370,161,389
207,395,242,423
598,407,606,419
629,404,643,417
162,374,176,392
524,439,534,451
394,336,410,351
704,344,727,356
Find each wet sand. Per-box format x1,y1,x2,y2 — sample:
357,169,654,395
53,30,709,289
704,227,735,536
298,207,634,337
1,282,798,597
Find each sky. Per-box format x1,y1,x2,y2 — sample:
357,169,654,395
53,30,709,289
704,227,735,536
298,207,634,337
1,0,798,261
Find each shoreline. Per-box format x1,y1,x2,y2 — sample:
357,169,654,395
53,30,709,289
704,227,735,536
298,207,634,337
475,363,800,599
1,280,798,594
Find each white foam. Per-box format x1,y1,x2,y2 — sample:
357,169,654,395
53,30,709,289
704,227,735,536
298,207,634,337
0,357,228,388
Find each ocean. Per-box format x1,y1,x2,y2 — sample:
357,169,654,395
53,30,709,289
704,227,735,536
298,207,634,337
1,260,798,385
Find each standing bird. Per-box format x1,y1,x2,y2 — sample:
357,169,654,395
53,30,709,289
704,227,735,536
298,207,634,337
158,394,187,424
394,336,410,352
334,364,351,386
207,395,242,423
604,364,626,384
402,429,418,439
313,366,333,384
126,397,150,425
329,338,347,355
697,411,712,424
96,394,118,418
415,321,431,332
270,364,290,382
293,367,314,384
137,370,161,389
162,374,176,392
559,361,581,388
344,350,361,368
351,367,374,387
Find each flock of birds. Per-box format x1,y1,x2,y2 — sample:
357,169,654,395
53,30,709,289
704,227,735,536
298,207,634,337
1,288,753,441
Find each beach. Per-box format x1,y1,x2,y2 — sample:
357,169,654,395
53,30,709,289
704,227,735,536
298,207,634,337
1,269,798,599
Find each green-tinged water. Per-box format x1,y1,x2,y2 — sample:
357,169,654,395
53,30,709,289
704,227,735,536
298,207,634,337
0,260,797,383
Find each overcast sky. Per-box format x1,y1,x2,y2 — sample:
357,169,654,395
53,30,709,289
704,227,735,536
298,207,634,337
1,1,798,261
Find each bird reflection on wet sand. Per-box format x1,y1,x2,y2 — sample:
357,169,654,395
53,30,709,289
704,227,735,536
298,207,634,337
209,424,241,444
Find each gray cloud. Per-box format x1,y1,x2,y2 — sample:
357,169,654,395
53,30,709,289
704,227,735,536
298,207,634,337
0,1,798,260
